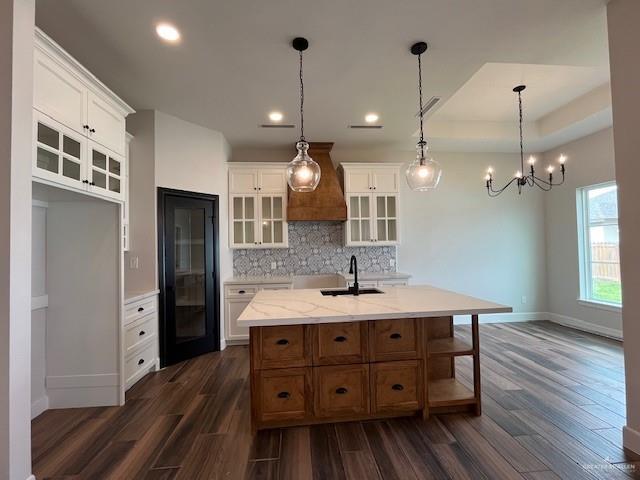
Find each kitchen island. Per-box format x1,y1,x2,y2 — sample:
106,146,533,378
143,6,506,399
238,285,511,431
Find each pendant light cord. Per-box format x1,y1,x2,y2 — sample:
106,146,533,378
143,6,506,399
299,50,305,142
418,53,425,161
518,89,524,175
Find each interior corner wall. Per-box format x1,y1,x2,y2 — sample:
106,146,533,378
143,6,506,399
31,205,48,419
608,0,640,455
125,110,158,296
542,127,621,337
153,111,233,343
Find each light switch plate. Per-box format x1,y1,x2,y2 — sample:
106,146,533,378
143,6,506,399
129,256,139,269
271,262,277,270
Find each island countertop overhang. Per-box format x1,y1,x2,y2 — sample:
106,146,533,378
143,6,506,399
237,285,512,327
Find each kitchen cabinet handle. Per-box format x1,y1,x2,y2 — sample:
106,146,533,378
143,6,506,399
83,124,89,130
138,358,145,365
238,290,246,294
277,391,290,399
334,336,347,343
82,179,89,184
392,384,404,391
138,307,144,312
276,338,289,345
390,333,402,340
89,182,95,186
90,128,96,133
139,330,146,336
335,387,348,394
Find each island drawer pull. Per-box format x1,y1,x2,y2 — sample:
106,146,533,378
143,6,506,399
390,333,402,339
276,338,289,345
137,307,144,312
335,387,348,395
238,289,246,294
139,330,146,336
392,384,404,391
334,336,347,343
138,358,145,366
277,391,290,399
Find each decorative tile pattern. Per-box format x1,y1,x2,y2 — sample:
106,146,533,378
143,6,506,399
232,222,396,276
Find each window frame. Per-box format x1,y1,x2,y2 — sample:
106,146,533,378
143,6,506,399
577,181,622,308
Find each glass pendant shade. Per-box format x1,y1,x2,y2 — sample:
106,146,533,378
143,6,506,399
406,144,441,191
287,141,321,192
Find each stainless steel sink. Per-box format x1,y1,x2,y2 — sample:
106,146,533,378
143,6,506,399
320,288,384,296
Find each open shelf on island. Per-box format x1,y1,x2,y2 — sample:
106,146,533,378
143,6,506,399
428,378,476,407
427,337,473,357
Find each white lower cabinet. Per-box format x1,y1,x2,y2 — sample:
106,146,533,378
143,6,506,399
123,292,159,390
224,281,293,344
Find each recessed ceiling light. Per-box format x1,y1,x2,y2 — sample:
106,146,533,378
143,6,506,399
156,23,181,43
268,111,283,122
365,113,379,123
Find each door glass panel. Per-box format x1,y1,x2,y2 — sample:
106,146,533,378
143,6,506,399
361,196,370,217
37,148,58,173
37,123,58,149
274,221,283,243
174,207,206,343
387,196,396,217
63,135,80,158
262,221,272,243
245,197,254,219
273,197,283,218
350,196,359,217
62,158,80,180
377,220,387,241
377,196,386,217
245,221,255,243
109,176,121,193
93,170,106,188
262,197,271,219
362,220,370,241
92,149,107,170
233,197,243,219
388,220,397,241
350,220,360,241
234,221,244,243
109,157,121,176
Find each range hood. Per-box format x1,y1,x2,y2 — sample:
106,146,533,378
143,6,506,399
287,142,347,221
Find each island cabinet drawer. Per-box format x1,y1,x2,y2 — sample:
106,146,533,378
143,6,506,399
225,285,259,298
314,364,370,418
124,313,157,355
369,318,422,361
312,322,368,365
253,367,312,424
371,360,423,413
250,325,312,369
125,296,157,325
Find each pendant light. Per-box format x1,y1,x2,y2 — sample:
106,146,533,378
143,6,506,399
485,85,566,196
405,42,441,191
286,37,321,192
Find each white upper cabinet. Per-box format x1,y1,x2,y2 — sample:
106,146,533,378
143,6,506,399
228,164,288,248
32,28,134,203
342,163,401,246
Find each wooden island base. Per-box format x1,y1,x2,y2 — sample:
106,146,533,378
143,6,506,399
250,315,481,431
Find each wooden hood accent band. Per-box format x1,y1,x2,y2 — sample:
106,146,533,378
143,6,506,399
287,142,347,221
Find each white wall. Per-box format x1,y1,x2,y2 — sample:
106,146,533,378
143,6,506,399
542,128,621,337
0,1,35,478
608,0,640,455
154,111,233,343
31,205,48,418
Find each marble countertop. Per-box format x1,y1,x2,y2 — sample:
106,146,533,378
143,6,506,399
224,275,294,285
238,285,512,327
338,272,411,281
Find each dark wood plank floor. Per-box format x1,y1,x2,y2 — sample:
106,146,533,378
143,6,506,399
32,321,640,479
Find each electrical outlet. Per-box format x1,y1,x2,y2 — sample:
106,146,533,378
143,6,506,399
271,261,277,270
521,295,527,304
129,256,139,269
390,259,396,267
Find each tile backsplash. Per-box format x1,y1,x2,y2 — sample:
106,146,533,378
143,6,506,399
233,222,396,276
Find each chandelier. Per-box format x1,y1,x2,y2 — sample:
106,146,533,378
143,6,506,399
485,85,566,196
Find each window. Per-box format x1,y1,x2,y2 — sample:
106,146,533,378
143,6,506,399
577,182,622,306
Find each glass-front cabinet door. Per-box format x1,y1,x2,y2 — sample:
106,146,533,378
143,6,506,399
231,195,258,247
33,112,86,190
347,194,372,245
260,195,287,247
374,194,399,244
87,141,124,201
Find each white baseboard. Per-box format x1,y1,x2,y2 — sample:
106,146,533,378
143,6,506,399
46,373,120,408
548,312,622,340
26,475,36,480
225,338,249,346
623,426,640,455
453,312,548,325
31,395,49,419
220,338,227,350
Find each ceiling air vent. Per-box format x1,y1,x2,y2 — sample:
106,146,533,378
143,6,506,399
260,124,295,128
349,125,384,129
416,96,441,117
